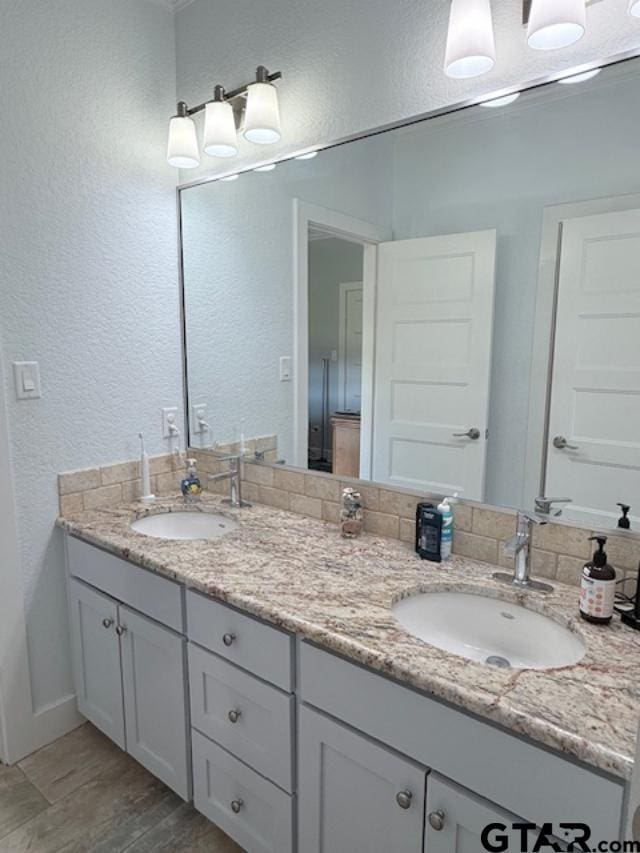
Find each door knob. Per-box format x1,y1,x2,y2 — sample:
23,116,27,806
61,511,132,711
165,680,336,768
228,709,242,724
102,618,114,629
428,810,446,831
230,799,243,814
396,790,413,810
553,435,579,451
452,428,481,440
115,625,127,636
222,632,236,647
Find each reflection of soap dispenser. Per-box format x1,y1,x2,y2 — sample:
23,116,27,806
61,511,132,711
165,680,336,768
617,503,631,530
181,458,202,503
580,536,616,625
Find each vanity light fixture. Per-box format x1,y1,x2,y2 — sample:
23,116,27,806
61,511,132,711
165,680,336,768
631,0,640,16
480,92,521,107
253,163,277,172
167,66,282,169
220,174,240,182
295,150,319,160
557,67,601,83
444,0,496,79
526,0,586,50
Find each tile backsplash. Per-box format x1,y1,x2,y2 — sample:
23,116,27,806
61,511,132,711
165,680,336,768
58,449,640,590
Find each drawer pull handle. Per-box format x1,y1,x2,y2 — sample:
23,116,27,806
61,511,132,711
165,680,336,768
116,625,127,636
428,810,446,831
231,799,243,814
102,618,114,629
228,709,242,724
396,790,413,810
222,632,236,647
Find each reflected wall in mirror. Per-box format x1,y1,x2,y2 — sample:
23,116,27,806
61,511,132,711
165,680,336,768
181,59,640,532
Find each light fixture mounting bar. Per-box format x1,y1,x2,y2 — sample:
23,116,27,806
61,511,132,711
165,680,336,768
183,67,282,117
522,0,603,25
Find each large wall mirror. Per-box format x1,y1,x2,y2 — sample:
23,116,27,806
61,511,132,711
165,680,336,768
180,58,640,532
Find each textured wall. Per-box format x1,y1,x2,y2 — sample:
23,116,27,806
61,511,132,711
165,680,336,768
175,0,640,180
0,0,180,712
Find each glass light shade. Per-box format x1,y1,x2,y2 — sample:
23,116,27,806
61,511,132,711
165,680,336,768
480,92,520,107
167,115,200,169
220,174,239,182
203,101,238,158
527,0,585,50
557,68,601,84
444,0,496,79
254,163,277,172
295,150,318,160
243,83,281,144
630,0,640,16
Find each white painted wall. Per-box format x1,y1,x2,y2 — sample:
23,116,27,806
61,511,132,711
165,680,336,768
182,136,392,462
308,239,363,456
0,0,181,753
391,68,640,508
175,0,640,181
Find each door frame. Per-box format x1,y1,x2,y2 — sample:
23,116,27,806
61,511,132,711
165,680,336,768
293,200,390,475
0,351,36,764
337,281,363,413
525,192,640,511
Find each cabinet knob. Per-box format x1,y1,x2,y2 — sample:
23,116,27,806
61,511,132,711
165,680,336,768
222,632,236,647
115,624,127,636
428,810,446,831
102,618,114,629
230,799,243,814
396,790,413,810
227,709,242,724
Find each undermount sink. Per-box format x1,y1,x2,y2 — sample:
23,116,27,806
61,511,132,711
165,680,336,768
130,511,239,541
393,591,586,670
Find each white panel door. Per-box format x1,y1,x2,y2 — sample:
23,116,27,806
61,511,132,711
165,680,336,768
338,282,363,412
67,578,125,749
372,231,496,499
546,209,640,528
120,605,190,800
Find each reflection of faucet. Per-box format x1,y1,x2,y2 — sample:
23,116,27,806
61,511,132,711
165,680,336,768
534,496,572,517
492,512,554,593
207,454,251,508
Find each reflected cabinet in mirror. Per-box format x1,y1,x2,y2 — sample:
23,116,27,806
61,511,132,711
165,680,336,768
180,59,640,532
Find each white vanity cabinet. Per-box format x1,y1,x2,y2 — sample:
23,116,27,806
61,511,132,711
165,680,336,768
66,538,190,801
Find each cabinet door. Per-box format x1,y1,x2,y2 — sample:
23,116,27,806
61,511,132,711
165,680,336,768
67,578,125,749
119,606,190,800
299,705,426,853
425,775,550,852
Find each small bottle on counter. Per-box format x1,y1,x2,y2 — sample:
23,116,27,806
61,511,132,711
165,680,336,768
437,497,454,561
415,502,442,563
340,487,363,538
580,535,616,625
181,458,203,503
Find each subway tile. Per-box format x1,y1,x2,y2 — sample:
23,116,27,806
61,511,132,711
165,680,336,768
378,489,422,520
148,454,176,476
255,435,277,453
472,507,515,542
289,494,323,520
399,518,416,544
83,484,123,511
273,468,306,494
240,482,259,503
453,530,499,565
532,523,591,560
59,468,101,496
59,493,84,516
322,501,341,524
155,472,181,495
600,533,640,571
243,463,274,487
556,555,586,587
363,510,400,539
257,486,291,511
100,460,139,486
305,474,341,503
453,503,473,533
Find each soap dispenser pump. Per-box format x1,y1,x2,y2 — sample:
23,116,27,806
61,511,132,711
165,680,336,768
617,503,631,530
580,536,616,625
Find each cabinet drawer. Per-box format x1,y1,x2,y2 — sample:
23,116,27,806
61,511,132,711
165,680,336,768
192,730,293,853
187,589,293,691
189,643,294,791
300,642,624,844
67,535,184,633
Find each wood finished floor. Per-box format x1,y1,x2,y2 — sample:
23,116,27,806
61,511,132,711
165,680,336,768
0,723,242,852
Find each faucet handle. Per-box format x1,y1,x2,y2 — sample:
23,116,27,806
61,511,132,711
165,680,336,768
534,496,572,516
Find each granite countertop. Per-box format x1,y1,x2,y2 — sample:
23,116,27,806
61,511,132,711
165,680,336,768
57,494,640,781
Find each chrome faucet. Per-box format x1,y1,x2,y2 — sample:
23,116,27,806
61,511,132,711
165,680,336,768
534,496,572,517
492,511,553,593
207,453,251,508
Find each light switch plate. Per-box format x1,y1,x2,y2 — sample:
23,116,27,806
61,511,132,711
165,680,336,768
13,361,41,400
279,356,292,382
192,403,208,434
161,406,179,439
